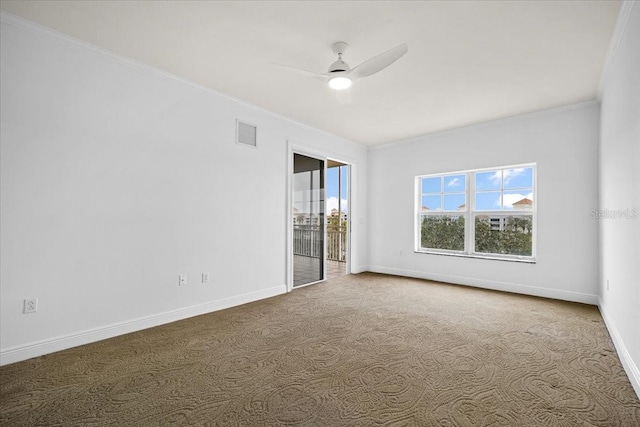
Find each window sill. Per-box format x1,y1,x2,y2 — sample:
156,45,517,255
414,250,536,264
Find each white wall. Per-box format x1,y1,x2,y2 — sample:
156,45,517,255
368,102,600,304
598,1,640,396
0,14,368,364
2,8,636,398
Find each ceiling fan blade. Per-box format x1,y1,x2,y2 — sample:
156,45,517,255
350,44,408,79
272,63,327,81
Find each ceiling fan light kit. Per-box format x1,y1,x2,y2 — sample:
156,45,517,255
328,76,352,90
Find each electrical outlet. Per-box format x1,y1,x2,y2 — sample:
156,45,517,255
179,274,187,286
24,298,38,314
606,279,610,291
202,273,210,284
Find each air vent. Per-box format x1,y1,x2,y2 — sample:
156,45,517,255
236,120,257,148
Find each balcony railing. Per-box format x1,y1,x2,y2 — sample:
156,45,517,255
293,225,347,262
327,225,347,261
293,225,322,258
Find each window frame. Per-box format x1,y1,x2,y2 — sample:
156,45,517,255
415,163,537,263
417,173,468,255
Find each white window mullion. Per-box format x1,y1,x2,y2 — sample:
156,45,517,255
466,173,474,255
415,177,421,252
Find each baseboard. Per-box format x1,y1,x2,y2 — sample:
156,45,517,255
598,300,640,399
367,265,599,305
350,265,370,274
0,285,286,366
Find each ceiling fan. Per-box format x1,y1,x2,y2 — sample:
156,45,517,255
276,42,408,91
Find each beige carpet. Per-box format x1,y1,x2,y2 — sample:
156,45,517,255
1,273,639,426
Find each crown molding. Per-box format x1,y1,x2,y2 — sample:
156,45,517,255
597,1,637,101
371,100,599,152
0,11,361,148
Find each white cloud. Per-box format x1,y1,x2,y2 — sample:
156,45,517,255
503,168,525,186
326,197,348,213
502,192,533,208
489,171,502,185
447,177,461,187
488,168,526,186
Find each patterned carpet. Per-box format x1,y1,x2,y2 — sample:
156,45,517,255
1,273,639,426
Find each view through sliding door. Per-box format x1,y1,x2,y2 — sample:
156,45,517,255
326,161,349,280
292,153,325,287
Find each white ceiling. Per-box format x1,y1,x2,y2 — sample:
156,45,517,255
0,1,621,146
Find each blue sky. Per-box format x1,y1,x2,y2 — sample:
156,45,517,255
421,167,533,211
326,166,349,212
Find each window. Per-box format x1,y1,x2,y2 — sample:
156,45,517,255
416,164,535,261
419,174,466,251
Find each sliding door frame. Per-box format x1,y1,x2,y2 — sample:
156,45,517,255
326,158,352,279
286,141,355,292
286,143,327,292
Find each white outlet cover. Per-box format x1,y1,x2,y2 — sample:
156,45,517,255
179,275,187,286
24,298,38,314
202,273,209,284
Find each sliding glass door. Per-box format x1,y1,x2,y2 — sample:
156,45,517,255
292,154,325,287
326,161,349,279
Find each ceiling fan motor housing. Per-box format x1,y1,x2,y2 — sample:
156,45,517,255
329,41,350,73
328,58,350,73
